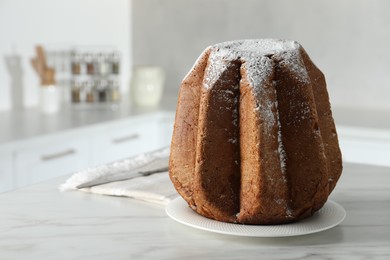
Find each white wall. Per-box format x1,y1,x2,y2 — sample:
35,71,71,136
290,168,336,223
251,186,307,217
0,0,131,111
133,0,390,112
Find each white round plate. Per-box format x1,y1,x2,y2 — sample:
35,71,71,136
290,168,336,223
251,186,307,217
166,197,346,237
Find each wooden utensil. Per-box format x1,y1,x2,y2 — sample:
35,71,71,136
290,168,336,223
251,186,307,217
31,45,56,86
35,45,47,71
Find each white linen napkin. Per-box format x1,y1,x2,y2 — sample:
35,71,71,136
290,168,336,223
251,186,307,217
59,147,178,205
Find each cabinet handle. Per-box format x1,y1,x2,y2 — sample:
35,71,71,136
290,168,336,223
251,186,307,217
41,149,76,161
112,133,140,144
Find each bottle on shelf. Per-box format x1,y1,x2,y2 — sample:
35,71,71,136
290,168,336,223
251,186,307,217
109,79,120,102
85,52,95,75
97,79,108,102
96,52,109,76
110,51,120,75
71,52,81,75
71,80,82,103
85,80,95,103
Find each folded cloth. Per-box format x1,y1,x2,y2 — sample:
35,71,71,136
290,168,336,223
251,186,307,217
59,147,178,205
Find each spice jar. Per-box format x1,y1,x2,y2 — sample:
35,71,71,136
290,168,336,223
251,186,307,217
71,80,82,103
85,80,95,103
111,51,120,75
85,52,95,75
97,79,108,102
96,53,109,75
109,79,120,102
71,52,81,75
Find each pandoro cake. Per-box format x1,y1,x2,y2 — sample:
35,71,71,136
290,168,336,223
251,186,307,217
169,39,342,224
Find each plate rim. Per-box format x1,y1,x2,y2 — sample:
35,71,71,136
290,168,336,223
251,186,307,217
166,197,346,237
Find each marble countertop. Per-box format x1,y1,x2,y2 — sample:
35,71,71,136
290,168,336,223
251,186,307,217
0,162,389,259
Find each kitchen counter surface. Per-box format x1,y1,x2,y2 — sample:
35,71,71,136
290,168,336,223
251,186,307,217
0,95,177,146
0,163,389,259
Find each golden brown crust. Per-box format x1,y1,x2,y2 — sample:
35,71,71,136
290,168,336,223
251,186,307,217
299,49,343,193
169,48,211,209
237,58,291,224
272,51,329,220
169,39,342,225
193,59,241,222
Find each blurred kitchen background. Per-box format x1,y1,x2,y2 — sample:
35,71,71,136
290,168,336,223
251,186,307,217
1,0,390,112
1,0,390,192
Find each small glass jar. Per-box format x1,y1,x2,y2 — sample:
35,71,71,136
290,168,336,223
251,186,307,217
71,80,82,103
96,53,109,76
109,79,120,102
85,80,95,103
111,51,120,75
71,52,81,75
97,79,108,102
85,52,95,75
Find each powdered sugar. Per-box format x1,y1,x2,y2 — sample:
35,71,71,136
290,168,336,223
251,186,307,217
243,56,275,96
201,39,309,89
275,99,287,176
248,57,277,132
203,48,231,89
214,39,296,56
286,207,294,218
276,47,311,84
201,39,294,180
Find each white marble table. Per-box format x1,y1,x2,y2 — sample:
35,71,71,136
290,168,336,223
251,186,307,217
0,163,389,259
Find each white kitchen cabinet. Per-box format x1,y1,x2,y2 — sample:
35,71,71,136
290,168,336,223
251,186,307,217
0,111,175,193
0,151,13,193
91,114,174,165
91,120,160,165
14,137,90,188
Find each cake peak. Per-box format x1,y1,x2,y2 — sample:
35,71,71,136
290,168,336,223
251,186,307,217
213,39,300,56
202,39,309,90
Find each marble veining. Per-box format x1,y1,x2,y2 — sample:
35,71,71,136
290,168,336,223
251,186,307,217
0,163,389,259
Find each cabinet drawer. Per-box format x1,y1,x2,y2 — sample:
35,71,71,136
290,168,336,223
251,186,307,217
15,138,89,188
0,152,13,193
91,121,161,165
